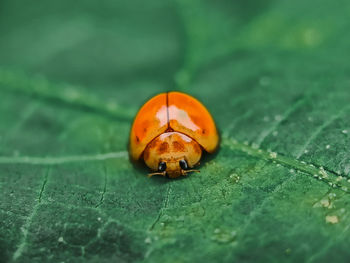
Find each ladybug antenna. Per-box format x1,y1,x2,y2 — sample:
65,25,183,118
183,169,200,175
148,171,166,178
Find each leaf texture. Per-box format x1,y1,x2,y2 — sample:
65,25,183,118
1,0,350,262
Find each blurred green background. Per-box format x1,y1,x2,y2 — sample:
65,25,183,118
1,0,350,262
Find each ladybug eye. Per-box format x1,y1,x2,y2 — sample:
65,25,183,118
158,162,167,172
179,160,188,170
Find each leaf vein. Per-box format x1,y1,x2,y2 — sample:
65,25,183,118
148,184,172,231
0,70,134,122
0,151,128,165
223,137,350,194
95,166,108,208
12,169,50,261
296,105,350,158
255,96,307,146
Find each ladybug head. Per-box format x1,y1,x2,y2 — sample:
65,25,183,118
143,132,202,178
148,159,199,178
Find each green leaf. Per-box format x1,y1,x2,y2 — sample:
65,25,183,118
1,0,350,262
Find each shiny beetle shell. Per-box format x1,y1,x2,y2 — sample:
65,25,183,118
129,91,219,178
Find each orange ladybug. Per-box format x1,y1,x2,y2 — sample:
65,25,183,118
129,91,219,178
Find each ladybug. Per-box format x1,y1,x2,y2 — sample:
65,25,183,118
129,91,219,178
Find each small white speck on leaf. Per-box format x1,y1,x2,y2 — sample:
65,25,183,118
58,237,64,243
342,130,348,134
328,193,336,198
211,228,236,243
274,115,282,121
325,215,339,224
270,152,277,159
320,172,328,179
229,173,240,183
251,143,259,149
320,199,330,208
144,237,152,244
326,145,330,149
336,176,343,182
319,167,328,178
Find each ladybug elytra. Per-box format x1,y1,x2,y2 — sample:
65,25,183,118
129,92,219,178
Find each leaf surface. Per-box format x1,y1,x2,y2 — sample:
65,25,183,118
1,0,350,262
